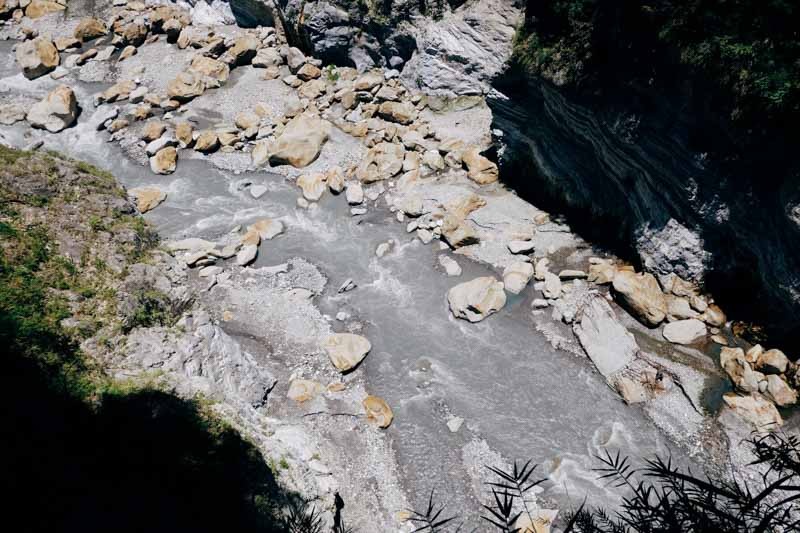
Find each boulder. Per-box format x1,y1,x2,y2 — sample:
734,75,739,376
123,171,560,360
227,35,259,65
189,55,230,86
662,319,707,345
722,393,783,430
297,172,326,201
252,47,282,68
754,349,789,375
323,333,371,372
24,0,64,19
438,255,462,277
267,114,331,168
26,84,77,133
167,71,205,101
542,271,562,299
441,214,478,248
149,147,177,175
16,37,59,79
702,304,726,327
612,270,667,327
175,121,193,146
362,395,393,428
296,63,321,81
286,46,306,72
287,379,324,403
119,22,148,47
573,295,638,377
462,146,499,185
377,101,417,125
720,347,761,393
129,186,166,213
356,142,405,183
327,166,344,193
0,103,26,125
234,110,260,131
248,219,284,240
354,70,383,91
588,260,616,284
447,276,506,322
508,240,535,254
194,131,219,152
99,80,136,103
503,261,534,295
765,374,797,407
345,181,364,205
74,17,107,42
141,120,166,142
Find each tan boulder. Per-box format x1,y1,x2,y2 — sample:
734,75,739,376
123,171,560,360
287,379,324,403
188,55,229,86
193,131,219,152
267,114,331,168
0,103,26,125
354,70,383,91
167,71,205,101
247,219,284,240
74,17,108,41
722,392,782,430
447,276,506,322
227,34,259,65
296,63,321,81
363,395,393,428
119,22,148,47
323,333,371,372
54,37,80,51
514,509,559,533
234,110,259,130
149,147,177,175
129,186,166,213
26,84,77,132
24,0,64,19
16,37,59,79
100,79,136,103
441,214,478,248
297,172,326,201
377,100,417,125
754,348,790,375
141,120,166,142
503,261,534,295
462,146,499,184
611,270,667,327
720,347,761,393
356,142,405,183
765,374,797,407
174,121,193,146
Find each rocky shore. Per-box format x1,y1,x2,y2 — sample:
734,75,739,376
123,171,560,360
1,1,798,531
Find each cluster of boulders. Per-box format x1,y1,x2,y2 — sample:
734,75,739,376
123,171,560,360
719,344,799,428
0,0,66,21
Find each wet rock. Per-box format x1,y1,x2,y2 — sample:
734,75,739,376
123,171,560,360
287,379,324,403
438,255,462,277
662,318,707,345
765,375,797,407
323,333,371,372
447,276,506,323
722,392,782,430
297,172,326,201
356,142,405,183
754,349,790,375
363,395,393,428
16,37,59,79
128,186,166,213
267,114,331,168
612,270,667,327
462,146,499,184
503,261,534,295
573,295,638,378
74,17,107,42
26,84,77,133
149,147,177,175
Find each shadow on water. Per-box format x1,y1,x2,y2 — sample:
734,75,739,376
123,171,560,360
2,354,295,533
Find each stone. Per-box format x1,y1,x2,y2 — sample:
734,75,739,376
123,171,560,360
323,333,371,372
175,122,193,147
286,46,306,72
236,244,258,266
438,255,462,277
24,0,64,19
665,295,699,321
76,48,98,65
612,270,667,327
514,509,559,533
0,103,26,125
662,319,707,345
248,219,284,240
356,142,405,183
227,35,259,65
74,17,107,42
446,416,464,433
377,101,417,125
573,295,638,378
588,261,616,284
189,55,230,86
447,276,506,323
542,272,562,299
508,240,535,254
722,392,783,430
755,349,790,375
252,47,282,68
362,395,393,428
26,84,77,133
268,114,331,168
194,131,219,153
354,71,383,91
503,262,534,295
327,166,345,193
100,80,136,103
108,118,129,133
462,146,499,184
441,215,478,248
702,304,726,327
345,181,364,205
16,37,59,79
145,136,178,157
167,71,205,102
720,347,761,393
766,374,797,407
287,379,324,403
296,63,321,81
534,258,550,281
234,111,260,131
141,120,166,142
149,147,177,175
198,265,222,278
54,37,80,51
129,187,166,213
297,172,326,201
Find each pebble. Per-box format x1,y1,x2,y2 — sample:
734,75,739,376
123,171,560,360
250,185,268,198
446,417,464,433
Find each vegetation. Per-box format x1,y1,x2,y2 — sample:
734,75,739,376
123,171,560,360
514,1,800,150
